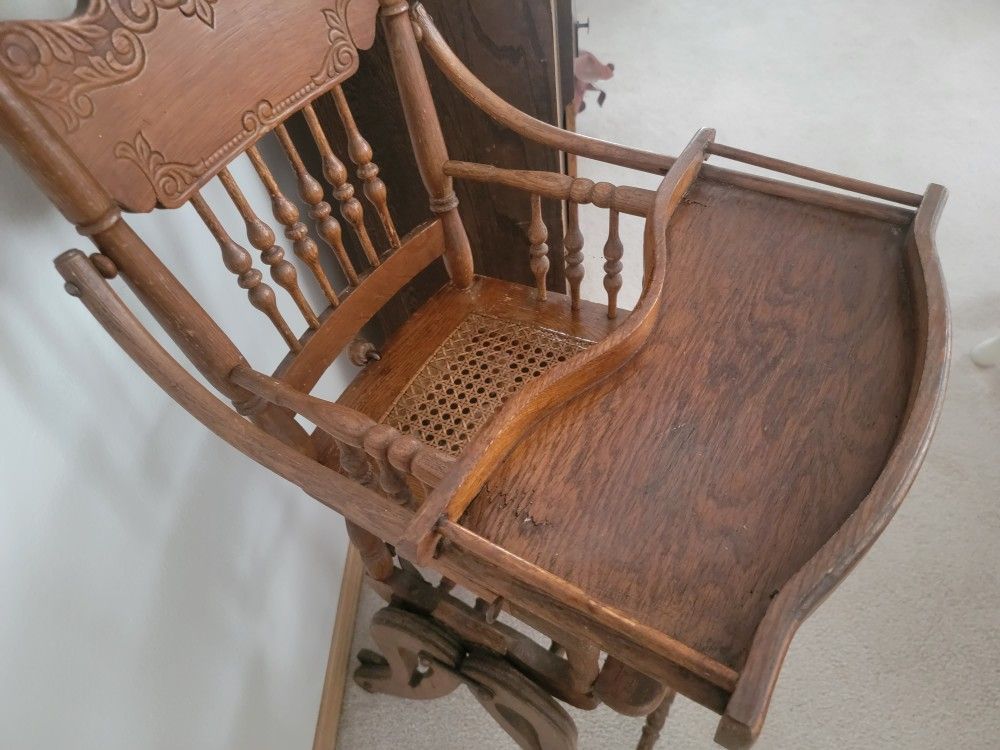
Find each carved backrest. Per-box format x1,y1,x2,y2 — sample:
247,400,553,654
0,0,379,211
0,0,473,414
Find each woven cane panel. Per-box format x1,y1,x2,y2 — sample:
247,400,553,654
385,314,592,454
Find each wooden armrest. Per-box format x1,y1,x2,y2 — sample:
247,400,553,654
413,2,674,176
54,249,411,546
228,365,455,489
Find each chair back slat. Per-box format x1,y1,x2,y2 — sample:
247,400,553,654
217,167,320,330
302,102,380,268
190,190,301,351
330,84,401,249
272,123,345,306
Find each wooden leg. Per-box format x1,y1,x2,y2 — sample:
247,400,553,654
345,520,394,581
636,691,676,750
595,656,671,717
312,545,365,750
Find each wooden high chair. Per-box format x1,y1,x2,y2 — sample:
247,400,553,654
0,1,949,747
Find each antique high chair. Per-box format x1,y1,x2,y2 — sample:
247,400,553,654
0,1,949,748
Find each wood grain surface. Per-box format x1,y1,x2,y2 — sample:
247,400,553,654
0,0,381,211
462,177,917,674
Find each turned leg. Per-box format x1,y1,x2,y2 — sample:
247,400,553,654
636,691,676,750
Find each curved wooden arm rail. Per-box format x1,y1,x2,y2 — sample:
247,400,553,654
4,2,949,749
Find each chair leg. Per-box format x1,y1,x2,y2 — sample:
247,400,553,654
312,546,366,750
636,690,676,750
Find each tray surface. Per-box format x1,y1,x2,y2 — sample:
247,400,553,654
461,178,917,671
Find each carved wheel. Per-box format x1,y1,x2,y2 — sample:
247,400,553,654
462,652,577,750
356,607,578,750
354,606,463,700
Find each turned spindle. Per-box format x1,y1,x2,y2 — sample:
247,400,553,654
217,167,319,330
563,200,585,311
273,124,357,297
603,207,624,319
636,692,676,750
301,104,381,268
330,85,401,249
190,192,300,351
249,141,342,305
528,194,550,301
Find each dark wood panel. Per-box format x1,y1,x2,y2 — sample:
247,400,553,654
461,179,917,672
289,0,573,345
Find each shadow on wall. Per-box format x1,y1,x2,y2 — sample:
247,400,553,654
0,120,351,750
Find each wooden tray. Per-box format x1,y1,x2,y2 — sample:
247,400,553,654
453,151,950,746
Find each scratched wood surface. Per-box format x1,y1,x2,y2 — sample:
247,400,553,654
461,178,917,672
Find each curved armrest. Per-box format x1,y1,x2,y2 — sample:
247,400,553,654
228,365,455,489
54,249,412,546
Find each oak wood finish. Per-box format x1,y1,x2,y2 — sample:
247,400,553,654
463,181,921,669
404,129,716,564
4,3,950,748
528,193,551,300
217,166,320,330
274,219,447,393
0,0,381,211
273,122,348,304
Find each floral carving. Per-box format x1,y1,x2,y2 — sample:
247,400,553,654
114,131,206,202
313,1,357,84
69,3,359,207
0,0,217,132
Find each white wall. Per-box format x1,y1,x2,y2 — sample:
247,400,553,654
0,2,355,748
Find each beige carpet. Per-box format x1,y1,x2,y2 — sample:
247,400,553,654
338,1,1000,747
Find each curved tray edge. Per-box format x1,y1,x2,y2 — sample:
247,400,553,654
716,184,952,749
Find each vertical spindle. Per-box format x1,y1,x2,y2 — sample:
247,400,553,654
248,142,342,305
528,194,549,301
190,192,301,351
330,85,401,249
603,207,624,319
300,104,381,268
563,200,585,311
217,167,319,330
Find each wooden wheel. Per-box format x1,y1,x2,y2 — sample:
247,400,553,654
461,652,577,750
354,606,463,700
